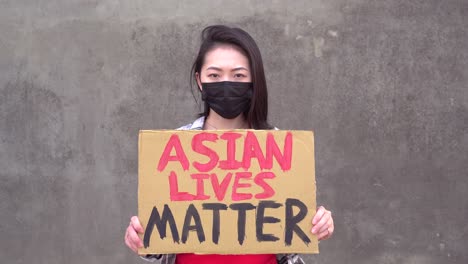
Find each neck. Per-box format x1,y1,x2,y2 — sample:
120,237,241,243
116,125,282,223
204,112,249,130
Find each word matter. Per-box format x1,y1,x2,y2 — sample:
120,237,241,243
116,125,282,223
143,199,311,247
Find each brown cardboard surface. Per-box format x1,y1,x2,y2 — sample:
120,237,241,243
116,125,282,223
138,130,318,254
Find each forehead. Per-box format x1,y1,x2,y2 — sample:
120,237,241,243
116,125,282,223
203,44,250,68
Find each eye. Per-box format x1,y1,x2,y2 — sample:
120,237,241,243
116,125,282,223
208,73,220,78
234,73,247,78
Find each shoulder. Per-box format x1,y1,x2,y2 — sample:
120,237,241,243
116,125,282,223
177,117,205,130
269,125,280,130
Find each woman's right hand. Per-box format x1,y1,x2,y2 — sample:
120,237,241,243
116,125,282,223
124,216,144,254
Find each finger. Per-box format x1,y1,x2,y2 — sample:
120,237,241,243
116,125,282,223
317,212,333,234
128,226,144,248
125,237,137,253
317,230,330,241
327,218,334,235
125,231,138,253
312,211,330,234
317,223,329,234
131,216,144,233
319,219,334,241
312,206,325,225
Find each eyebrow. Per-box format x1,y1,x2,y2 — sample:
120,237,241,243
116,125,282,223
206,66,249,72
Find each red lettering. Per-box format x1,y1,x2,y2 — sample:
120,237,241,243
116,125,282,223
192,132,219,172
168,171,195,201
219,132,242,170
232,172,253,201
254,172,276,199
157,134,189,172
242,132,267,170
210,172,233,201
191,173,210,200
266,132,293,171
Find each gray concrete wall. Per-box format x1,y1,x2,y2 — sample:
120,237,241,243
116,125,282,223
1,1,467,263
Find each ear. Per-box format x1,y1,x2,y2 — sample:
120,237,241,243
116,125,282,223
195,72,202,91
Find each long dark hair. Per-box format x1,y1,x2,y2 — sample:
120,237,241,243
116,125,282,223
190,25,272,129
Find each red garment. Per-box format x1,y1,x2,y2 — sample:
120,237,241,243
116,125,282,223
175,253,277,264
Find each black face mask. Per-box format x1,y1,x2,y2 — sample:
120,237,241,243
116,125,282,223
201,81,253,119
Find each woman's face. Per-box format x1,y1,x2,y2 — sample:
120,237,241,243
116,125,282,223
197,44,251,89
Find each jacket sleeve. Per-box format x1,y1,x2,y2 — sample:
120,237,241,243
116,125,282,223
276,254,306,264
140,254,176,264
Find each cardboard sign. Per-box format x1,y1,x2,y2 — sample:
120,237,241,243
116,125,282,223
138,130,318,254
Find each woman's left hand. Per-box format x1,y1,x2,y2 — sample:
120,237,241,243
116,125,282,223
311,206,334,240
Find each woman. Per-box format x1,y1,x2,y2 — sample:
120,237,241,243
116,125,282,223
124,25,334,264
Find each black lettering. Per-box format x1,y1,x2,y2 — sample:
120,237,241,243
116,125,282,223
181,204,205,243
256,200,282,242
229,203,256,245
143,205,179,248
202,203,228,244
285,198,311,246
